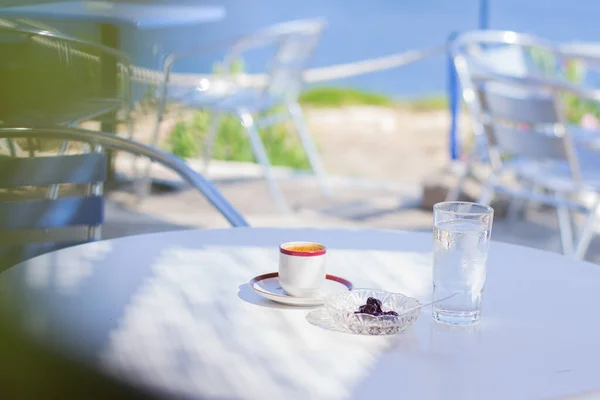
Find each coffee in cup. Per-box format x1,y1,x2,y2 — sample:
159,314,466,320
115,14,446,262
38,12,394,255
278,241,326,297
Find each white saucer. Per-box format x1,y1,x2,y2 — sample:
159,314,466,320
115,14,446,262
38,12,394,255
249,272,353,306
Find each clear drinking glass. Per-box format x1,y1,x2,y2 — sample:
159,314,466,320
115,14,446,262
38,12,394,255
432,201,494,326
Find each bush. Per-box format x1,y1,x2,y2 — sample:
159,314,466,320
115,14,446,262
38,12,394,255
299,87,394,107
169,120,201,159
167,110,311,169
299,87,448,111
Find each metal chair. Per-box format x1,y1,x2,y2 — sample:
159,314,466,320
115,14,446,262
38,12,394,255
446,30,566,202
458,69,600,258
149,18,331,212
0,127,249,270
0,20,134,133
448,31,600,258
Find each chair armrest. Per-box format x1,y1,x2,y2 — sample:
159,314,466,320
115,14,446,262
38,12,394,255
470,72,600,103
0,127,250,228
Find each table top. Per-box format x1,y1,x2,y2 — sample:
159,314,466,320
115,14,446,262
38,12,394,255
1,227,600,400
0,1,226,29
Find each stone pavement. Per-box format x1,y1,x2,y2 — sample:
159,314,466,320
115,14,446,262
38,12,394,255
104,158,600,264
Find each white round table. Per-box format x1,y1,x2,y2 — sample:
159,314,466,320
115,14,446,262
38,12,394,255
1,228,599,400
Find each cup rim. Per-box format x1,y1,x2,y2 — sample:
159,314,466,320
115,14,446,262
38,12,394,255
279,241,327,257
433,201,494,216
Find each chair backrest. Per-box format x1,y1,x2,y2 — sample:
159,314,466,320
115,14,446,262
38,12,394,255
452,30,562,78
452,31,575,164
475,81,565,157
224,18,326,101
0,20,132,126
469,72,583,183
0,129,106,270
0,127,249,270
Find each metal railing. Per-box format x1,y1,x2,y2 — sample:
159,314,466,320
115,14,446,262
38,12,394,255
130,44,448,87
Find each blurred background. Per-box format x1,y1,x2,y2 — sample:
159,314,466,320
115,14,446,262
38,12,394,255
2,0,600,265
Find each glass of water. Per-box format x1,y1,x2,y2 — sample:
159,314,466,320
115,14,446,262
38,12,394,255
433,201,494,326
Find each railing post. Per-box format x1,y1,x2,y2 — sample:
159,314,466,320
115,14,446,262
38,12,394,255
447,32,460,161
448,0,489,161
479,0,489,29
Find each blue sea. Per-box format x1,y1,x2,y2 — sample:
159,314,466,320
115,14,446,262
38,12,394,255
12,0,600,97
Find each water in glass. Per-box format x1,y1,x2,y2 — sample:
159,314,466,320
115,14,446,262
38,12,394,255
433,203,493,326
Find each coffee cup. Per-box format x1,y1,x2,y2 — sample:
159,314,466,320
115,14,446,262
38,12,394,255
278,241,326,297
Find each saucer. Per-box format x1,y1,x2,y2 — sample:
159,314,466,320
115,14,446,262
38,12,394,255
250,272,353,306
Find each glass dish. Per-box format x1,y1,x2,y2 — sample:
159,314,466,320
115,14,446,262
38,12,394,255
324,289,421,335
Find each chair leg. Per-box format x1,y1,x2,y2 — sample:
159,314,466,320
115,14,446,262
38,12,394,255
574,197,600,259
125,112,140,182
133,158,153,205
238,111,289,213
506,198,524,222
477,173,497,206
134,87,169,205
446,162,469,201
522,183,541,213
202,111,222,174
555,194,574,256
506,180,533,223
287,102,332,198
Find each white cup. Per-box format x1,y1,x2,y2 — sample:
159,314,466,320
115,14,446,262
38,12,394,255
278,241,327,297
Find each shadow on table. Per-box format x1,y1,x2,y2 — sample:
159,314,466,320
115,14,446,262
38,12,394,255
237,283,320,310
0,307,165,399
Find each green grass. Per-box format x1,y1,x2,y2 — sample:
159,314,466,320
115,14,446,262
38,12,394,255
167,109,311,169
299,87,394,107
299,86,448,111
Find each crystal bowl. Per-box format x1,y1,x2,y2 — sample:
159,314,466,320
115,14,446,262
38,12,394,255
324,289,421,335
